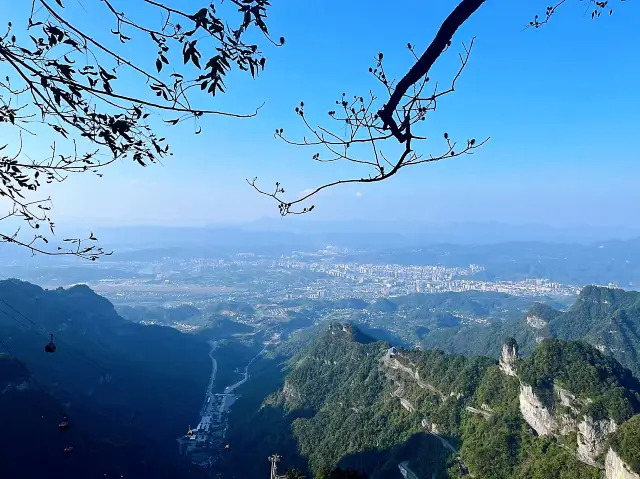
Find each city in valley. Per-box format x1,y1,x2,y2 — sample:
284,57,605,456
0,243,628,470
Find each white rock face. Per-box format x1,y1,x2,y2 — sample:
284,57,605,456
577,417,617,466
499,342,518,377
519,383,557,436
518,382,619,468
526,315,548,329
400,398,415,412
383,355,445,397
556,386,576,408
281,380,301,404
605,448,639,479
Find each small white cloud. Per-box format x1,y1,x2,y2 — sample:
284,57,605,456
355,191,363,197
299,188,314,197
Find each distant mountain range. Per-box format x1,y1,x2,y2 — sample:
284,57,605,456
5,220,639,261
85,221,640,248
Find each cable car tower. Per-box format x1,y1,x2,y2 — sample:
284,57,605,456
268,454,287,479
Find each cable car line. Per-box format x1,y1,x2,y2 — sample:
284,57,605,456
0,277,212,459
0,293,110,373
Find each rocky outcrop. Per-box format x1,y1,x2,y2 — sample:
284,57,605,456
281,380,301,405
556,386,579,413
400,398,415,412
517,382,618,464
577,417,617,466
466,406,493,419
519,383,558,435
526,314,548,329
503,339,619,468
382,354,445,398
499,340,518,377
605,448,639,479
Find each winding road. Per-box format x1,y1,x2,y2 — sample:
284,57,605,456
199,340,218,416
223,344,267,395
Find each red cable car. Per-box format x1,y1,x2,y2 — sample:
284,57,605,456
58,415,69,430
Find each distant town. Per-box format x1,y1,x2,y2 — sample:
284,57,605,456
28,246,583,308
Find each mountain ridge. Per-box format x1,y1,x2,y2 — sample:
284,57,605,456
261,322,640,478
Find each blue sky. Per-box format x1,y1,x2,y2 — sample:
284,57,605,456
2,0,639,228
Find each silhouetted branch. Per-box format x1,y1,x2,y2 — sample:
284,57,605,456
252,0,627,216
251,0,488,215
1,0,282,258
528,0,624,28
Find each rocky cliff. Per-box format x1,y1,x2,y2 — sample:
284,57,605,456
501,339,634,468
605,448,640,479
498,338,518,377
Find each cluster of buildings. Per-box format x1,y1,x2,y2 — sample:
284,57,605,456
84,248,584,312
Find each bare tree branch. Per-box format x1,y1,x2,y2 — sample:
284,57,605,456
527,0,623,28
251,0,627,217
0,0,283,259
251,0,488,216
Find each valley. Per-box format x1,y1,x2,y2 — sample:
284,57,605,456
3,238,640,478
1,0,637,473
178,336,270,469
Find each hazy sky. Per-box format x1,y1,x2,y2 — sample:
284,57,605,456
2,0,639,230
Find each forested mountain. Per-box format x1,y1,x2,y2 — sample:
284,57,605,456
117,303,256,337
0,279,213,477
425,286,640,377
234,324,640,478
518,286,640,375
324,290,571,349
4,276,640,478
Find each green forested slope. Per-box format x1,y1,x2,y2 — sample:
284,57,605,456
255,323,640,478
418,286,640,378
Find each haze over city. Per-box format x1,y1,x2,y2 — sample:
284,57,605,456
2,1,640,479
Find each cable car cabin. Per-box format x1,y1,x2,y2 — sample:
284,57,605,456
224,444,230,451
58,415,69,430
186,426,193,437
63,446,73,453
45,334,56,353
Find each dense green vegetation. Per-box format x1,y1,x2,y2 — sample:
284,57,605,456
195,316,256,339
610,414,640,473
240,322,640,478
6,276,640,478
117,302,256,337
217,355,309,478
336,291,570,351
518,339,640,422
205,301,256,315
414,286,640,380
